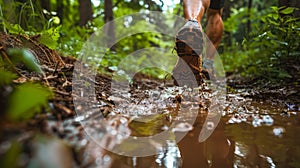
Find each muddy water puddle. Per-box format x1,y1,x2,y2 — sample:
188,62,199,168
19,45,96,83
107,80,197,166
65,84,300,168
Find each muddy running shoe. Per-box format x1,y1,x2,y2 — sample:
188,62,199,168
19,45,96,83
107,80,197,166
172,19,204,87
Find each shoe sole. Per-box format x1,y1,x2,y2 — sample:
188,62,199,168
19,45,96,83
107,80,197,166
173,21,204,86
172,57,202,87
175,22,204,57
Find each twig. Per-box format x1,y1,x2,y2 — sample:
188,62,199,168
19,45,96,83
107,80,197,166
54,89,71,96
53,61,60,75
54,103,73,115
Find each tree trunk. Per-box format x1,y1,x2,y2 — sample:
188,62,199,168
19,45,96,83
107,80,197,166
40,0,50,11
79,0,93,26
104,0,116,51
246,0,252,38
223,0,231,46
57,0,64,23
278,0,289,7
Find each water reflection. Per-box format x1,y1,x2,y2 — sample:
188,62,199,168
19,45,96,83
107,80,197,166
177,118,234,168
106,100,300,168
156,140,182,168
108,115,234,168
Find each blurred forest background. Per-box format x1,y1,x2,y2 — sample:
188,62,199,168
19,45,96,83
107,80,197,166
1,0,299,81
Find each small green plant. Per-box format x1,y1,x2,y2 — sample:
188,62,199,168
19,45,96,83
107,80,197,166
39,26,61,50
7,48,43,74
1,49,52,121
7,83,52,120
0,68,52,121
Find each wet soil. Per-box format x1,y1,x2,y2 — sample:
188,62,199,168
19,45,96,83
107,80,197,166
0,33,300,168
227,73,300,107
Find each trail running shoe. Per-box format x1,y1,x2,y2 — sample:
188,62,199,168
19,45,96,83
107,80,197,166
172,19,204,87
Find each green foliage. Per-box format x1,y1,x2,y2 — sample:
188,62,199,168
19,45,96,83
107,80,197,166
280,7,296,15
3,21,61,50
0,69,17,86
0,49,51,121
2,20,61,50
2,23,26,34
1,0,174,79
7,48,43,74
39,26,61,50
222,6,300,80
246,6,299,78
0,0,47,32
0,0,62,50
7,83,52,120
89,14,175,80
58,25,92,56
223,8,249,34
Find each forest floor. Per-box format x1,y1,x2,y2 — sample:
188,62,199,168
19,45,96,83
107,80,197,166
0,33,299,167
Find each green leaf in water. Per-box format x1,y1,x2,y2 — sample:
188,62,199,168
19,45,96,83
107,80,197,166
7,83,52,120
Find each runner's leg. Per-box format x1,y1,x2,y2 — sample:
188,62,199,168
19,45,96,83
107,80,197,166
183,0,210,22
202,0,224,79
205,8,224,60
